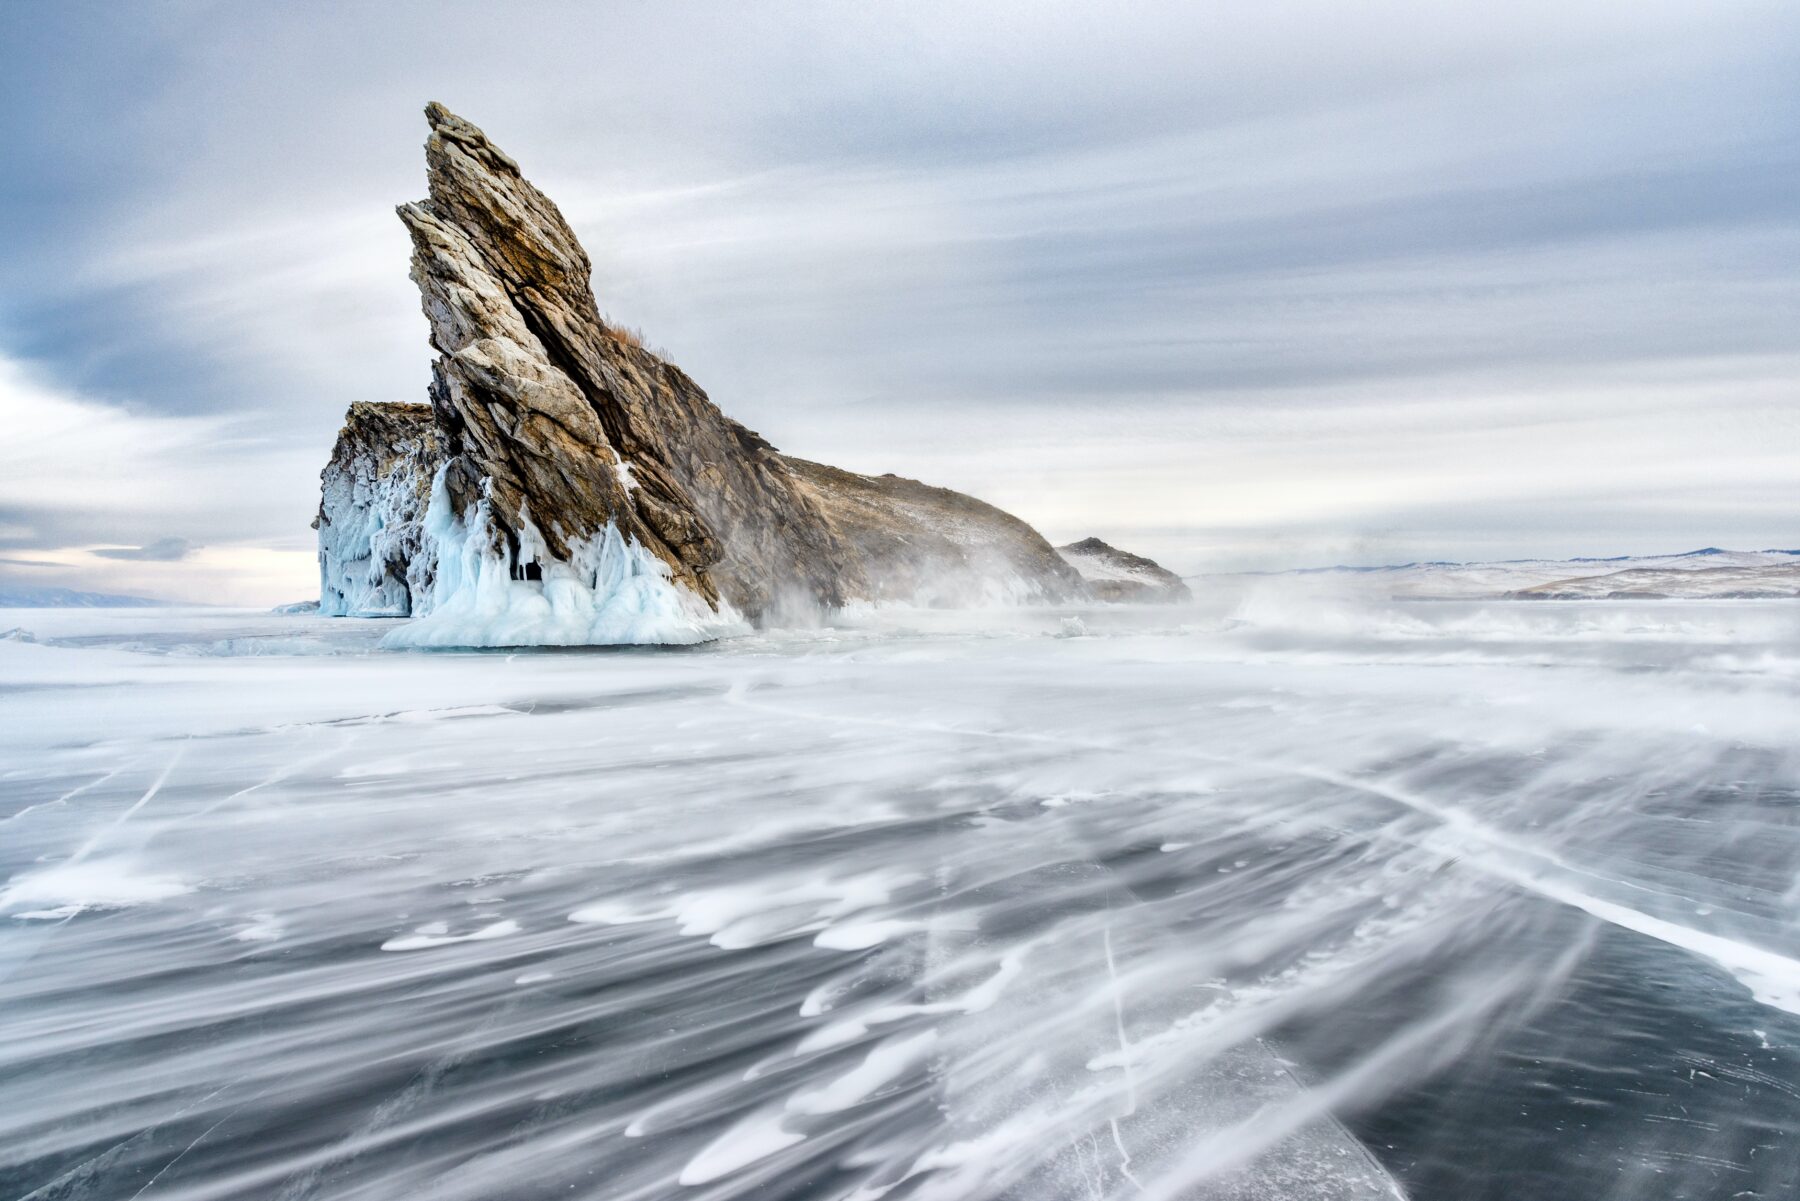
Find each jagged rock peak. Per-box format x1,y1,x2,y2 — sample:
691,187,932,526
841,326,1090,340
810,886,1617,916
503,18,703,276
398,108,671,589
396,103,868,625
417,102,598,333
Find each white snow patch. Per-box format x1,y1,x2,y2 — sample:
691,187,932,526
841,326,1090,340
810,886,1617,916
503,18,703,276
234,913,284,942
0,860,191,914
814,919,923,950
380,918,520,952
571,869,919,950
1059,548,1162,586
785,1029,938,1115
677,1104,807,1185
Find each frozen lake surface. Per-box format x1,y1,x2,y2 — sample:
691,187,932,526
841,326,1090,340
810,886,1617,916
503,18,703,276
3,589,1799,1200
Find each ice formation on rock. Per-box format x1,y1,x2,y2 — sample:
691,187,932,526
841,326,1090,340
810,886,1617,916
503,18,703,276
382,470,744,648
316,402,442,616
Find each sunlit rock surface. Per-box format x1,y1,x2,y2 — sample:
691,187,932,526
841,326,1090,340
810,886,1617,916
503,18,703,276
1056,537,1192,603
327,103,1082,645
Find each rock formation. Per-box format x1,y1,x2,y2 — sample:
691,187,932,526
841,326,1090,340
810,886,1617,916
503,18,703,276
317,105,1143,644
316,401,442,616
785,459,1082,606
1055,538,1192,603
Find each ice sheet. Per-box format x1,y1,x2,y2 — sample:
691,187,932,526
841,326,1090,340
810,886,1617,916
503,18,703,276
3,589,1799,1199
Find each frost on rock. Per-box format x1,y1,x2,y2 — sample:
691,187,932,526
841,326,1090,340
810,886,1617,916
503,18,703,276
382,472,745,649
1056,537,1193,603
317,403,443,616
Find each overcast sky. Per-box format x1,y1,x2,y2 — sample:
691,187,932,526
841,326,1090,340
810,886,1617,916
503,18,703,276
2,1,1796,603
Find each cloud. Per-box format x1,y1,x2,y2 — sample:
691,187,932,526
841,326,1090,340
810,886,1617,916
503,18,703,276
0,0,1796,592
91,536,197,561
0,352,321,601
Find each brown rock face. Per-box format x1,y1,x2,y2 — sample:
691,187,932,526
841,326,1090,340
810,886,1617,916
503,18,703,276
320,104,1088,638
398,102,862,619
786,459,1083,605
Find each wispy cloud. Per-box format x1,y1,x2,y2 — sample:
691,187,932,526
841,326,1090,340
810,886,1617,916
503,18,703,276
1,0,1796,596
91,537,197,562
0,353,320,601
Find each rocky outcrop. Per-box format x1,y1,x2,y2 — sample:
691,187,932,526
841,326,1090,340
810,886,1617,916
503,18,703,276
315,402,443,616
1055,538,1192,603
395,103,866,626
319,105,1088,644
786,459,1083,606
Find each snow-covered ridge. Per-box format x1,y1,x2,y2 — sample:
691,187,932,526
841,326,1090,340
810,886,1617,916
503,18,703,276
1514,559,1800,600
1055,537,1192,603
1222,548,1800,600
0,586,167,608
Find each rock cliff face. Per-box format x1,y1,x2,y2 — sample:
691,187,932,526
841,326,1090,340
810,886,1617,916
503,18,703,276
1055,538,1192,603
316,402,443,616
787,459,1082,606
318,105,1089,644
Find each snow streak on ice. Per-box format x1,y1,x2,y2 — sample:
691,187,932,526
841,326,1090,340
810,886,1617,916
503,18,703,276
3,586,1799,1200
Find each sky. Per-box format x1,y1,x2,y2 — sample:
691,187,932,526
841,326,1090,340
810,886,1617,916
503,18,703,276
1,0,1796,604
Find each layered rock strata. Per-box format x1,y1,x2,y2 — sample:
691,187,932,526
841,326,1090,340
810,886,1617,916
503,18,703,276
319,105,1101,644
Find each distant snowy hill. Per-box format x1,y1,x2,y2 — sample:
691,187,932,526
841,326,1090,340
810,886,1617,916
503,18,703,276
0,586,169,608
1514,560,1800,600
1218,548,1800,600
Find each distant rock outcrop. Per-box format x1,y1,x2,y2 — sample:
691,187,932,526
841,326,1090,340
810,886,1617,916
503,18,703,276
0,587,167,609
317,105,1087,644
1055,538,1192,603
786,459,1083,607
